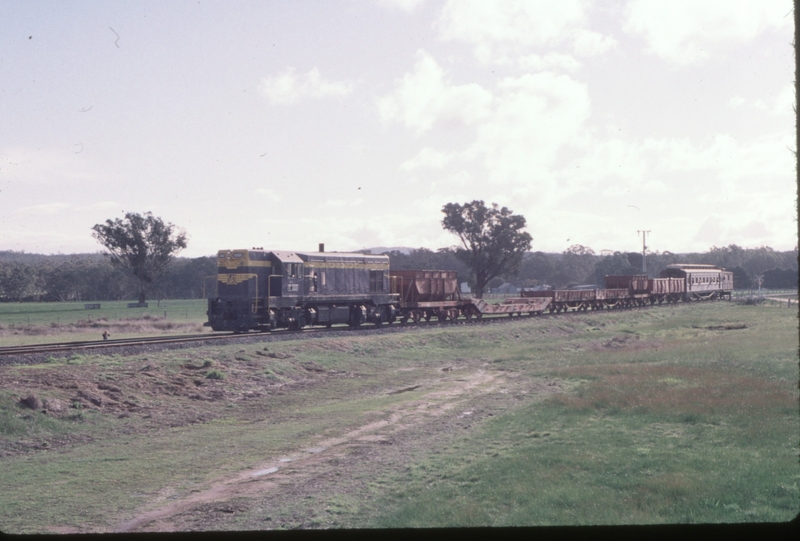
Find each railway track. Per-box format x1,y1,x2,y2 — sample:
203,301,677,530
0,332,241,357
0,303,662,362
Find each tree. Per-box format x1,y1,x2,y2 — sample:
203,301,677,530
554,244,596,286
730,266,751,290
517,251,556,288
441,201,532,298
762,268,798,289
593,252,639,286
91,212,188,303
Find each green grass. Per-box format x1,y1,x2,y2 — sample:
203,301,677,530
366,402,797,526
350,304,799,526
0,301,796,532
0,299,210,346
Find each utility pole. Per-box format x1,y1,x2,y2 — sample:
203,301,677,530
637,230,650,274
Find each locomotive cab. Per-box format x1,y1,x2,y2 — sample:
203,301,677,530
268,252,305,298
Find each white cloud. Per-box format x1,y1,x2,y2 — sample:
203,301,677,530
728,87,796,117
439,0,584,48
15,202,73,216
259,67,356,105
519,52,581,72
376,50,493,133
772,84,795,116
729,96,746,108
377,0,425,12
572,29,618,56
471,72,592,184
0,147,101,185
321,198,364,208
255,188,282,202
437,0,615,64
624,0,793,65
400,147,457,171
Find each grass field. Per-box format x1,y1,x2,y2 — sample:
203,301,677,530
0,299,209,346
0,301,797,532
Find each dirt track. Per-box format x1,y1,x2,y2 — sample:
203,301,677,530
116,370,524,532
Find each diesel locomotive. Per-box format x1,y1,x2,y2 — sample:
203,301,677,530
206,247,396,332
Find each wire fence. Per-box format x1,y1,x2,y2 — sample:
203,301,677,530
0,301,209,328
731,289,798,308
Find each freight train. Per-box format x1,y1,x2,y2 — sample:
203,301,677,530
205,247,732,332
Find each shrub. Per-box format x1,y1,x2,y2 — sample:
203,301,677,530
205,369,225,380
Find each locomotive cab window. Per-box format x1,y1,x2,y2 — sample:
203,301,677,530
369,270,385,292
285,263,300,278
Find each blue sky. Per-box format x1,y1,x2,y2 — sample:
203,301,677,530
0,0,795,257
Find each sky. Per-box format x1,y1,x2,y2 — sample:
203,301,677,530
0,0,796,258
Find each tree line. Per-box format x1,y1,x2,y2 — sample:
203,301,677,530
0,252,216,303
384,244,798,293
0,203,794,302
0,243,794,303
